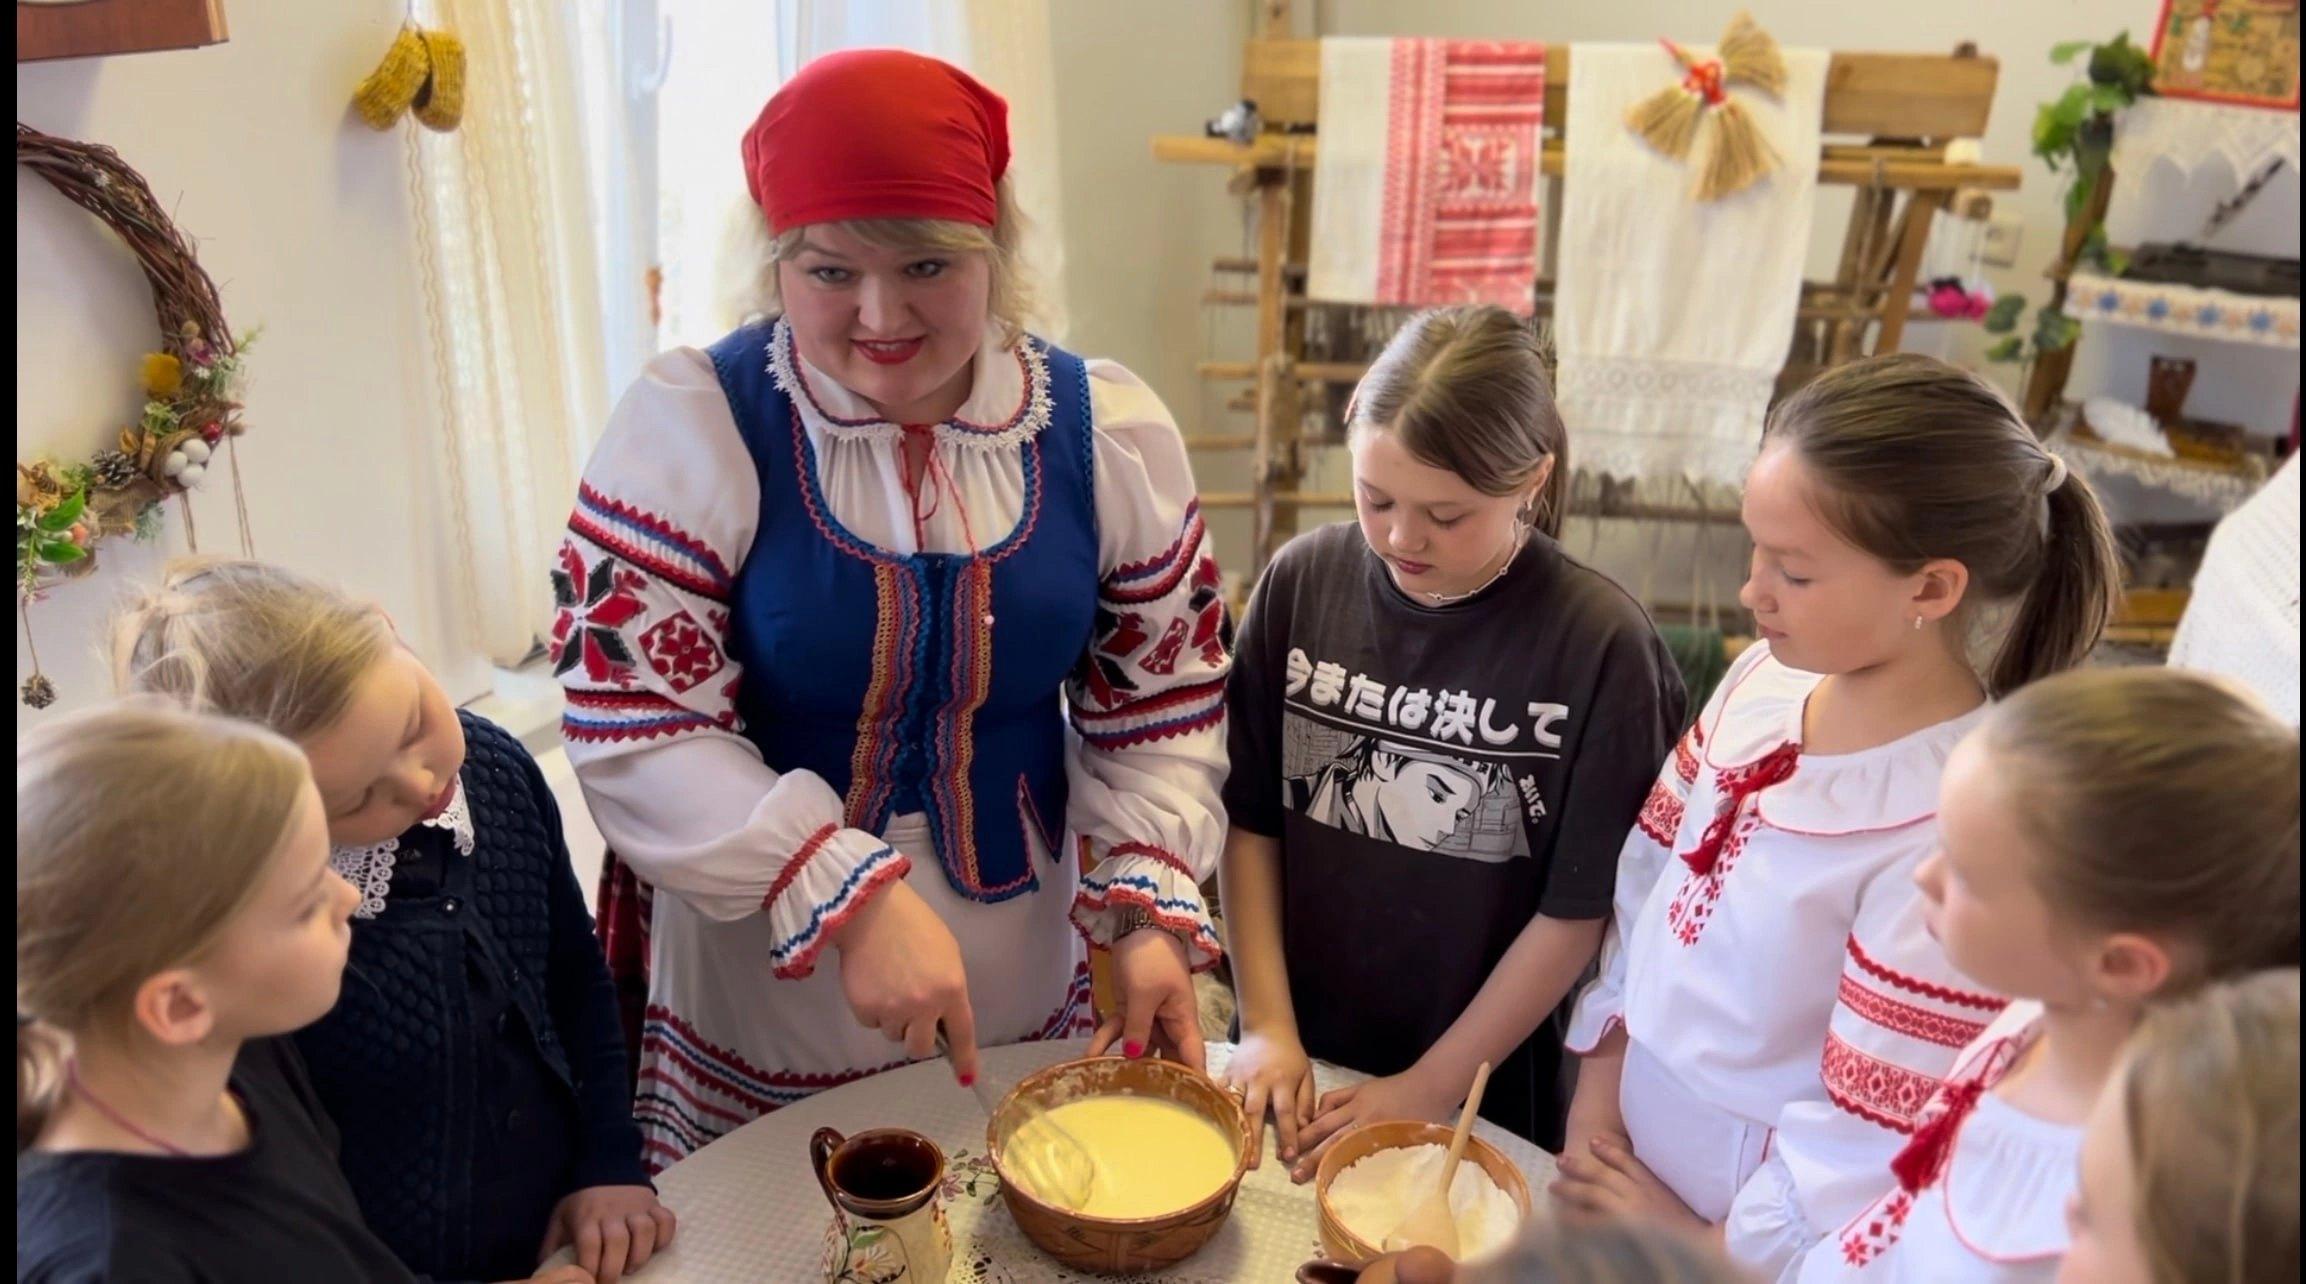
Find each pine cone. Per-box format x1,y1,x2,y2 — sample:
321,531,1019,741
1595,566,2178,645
90,449,139,490
20,673,58,709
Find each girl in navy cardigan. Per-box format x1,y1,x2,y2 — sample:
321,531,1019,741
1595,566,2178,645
113,559,673,1284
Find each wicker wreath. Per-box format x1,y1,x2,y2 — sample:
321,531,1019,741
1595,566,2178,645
15,122,257,707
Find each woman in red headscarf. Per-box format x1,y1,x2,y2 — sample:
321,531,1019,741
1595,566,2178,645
555,49,1229,1170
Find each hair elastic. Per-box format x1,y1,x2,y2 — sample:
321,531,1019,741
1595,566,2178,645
2042,452,2070,494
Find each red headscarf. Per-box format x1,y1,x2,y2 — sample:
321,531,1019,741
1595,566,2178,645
742,48,1010,234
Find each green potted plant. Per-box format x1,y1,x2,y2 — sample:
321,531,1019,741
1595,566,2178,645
1984,32,2157,378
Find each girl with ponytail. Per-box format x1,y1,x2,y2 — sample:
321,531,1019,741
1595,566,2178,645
1810,668,2296,1281
1553,355,2122,1282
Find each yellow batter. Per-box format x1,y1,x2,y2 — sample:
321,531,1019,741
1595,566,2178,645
1007,1095,1236,1218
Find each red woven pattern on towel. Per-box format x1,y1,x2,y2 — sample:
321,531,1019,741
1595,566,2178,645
1377,39,1547,312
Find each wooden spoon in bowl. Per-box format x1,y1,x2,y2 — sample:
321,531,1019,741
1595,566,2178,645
1381,1061,1493,1259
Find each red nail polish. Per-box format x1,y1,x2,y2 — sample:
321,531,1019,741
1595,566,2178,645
1123,1040,1144,1058
958,1072,975,1087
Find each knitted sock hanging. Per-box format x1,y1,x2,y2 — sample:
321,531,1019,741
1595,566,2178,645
354,20,466,133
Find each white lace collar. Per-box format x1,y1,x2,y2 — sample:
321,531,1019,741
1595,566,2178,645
329,780,477,920
763,318,1051,451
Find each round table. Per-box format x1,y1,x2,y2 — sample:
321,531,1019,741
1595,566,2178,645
579,1039,1557,1282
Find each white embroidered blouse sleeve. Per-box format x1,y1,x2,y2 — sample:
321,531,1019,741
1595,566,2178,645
1723,847,2006,1281
557,347,909,980
1565,641,1758,1052
1062,360,1230,972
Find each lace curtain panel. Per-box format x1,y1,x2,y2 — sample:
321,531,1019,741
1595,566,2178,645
406,0,613,665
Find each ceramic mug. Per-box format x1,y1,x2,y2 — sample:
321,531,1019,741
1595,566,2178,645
812,1126,953,1283
2147,355,2197,425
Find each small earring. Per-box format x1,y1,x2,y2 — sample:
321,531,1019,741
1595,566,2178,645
1912,616,1925,631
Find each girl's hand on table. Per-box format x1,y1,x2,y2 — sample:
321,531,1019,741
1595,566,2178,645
1288,1064,1461,1183
516,1266,597,1284
1087,927,1206,1071
1222,1028,1317,1168
1550,1134,1709,1233
539,1184,677,1283
831,879,980,1086
1557,1024,1629,1197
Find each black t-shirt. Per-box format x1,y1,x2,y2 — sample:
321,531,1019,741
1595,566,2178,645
1223,523,1685,1150
16,1039,423,1284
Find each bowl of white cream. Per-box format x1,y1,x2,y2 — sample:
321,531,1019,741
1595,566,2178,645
1312,1120,1530,1265
987,1056,1252,1274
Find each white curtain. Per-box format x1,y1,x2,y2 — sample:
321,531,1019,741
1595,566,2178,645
951,0,1069,339
644,0,1068,349
406,0,613,664
652,0,785,349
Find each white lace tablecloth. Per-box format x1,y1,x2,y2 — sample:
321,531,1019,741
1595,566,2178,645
578,1039,1556,1283
2111,97,2301,183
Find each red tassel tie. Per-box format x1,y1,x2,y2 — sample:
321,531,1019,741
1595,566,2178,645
1661,38,1729,106
1889,1076,1987,1193
1677,740,1799,876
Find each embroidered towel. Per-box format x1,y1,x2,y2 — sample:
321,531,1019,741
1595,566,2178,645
1309,37,1548,313
1556,42,1828,486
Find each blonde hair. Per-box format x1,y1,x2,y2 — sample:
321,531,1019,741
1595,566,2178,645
111,558,396,741
747,176,1037,348
17,699,312,1151
2118,968,2299,1284
1982,668,2300,989
1347,306,1571,538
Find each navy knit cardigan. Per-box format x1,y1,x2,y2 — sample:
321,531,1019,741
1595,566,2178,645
293,711,646,1279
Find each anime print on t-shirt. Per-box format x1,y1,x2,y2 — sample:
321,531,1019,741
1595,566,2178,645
1278,646,1564,861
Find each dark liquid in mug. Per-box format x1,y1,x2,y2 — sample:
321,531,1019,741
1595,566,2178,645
833,1137,938,1204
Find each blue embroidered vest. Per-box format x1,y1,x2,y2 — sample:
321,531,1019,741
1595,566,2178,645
707,323,1099,903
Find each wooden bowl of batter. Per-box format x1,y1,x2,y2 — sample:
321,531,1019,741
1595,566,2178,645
987,1055,1252,1274
1312,1120,1531,1265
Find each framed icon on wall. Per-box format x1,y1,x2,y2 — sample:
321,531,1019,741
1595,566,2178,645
2151,1,2302,109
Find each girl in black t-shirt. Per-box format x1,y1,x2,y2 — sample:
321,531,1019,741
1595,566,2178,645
16,701,591,1284
1219,306,1685,1176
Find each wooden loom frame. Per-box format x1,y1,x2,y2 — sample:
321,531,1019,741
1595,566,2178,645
1153,5,2025,585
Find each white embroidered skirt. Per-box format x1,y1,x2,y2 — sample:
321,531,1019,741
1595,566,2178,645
632,813,1093,1171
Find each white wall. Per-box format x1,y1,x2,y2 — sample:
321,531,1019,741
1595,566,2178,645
15,0,489,732
1048,0,1265,572
1047,0,2299,592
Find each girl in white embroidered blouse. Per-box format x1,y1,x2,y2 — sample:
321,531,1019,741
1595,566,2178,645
2062,969,2298,1284
1551,355,2126,1281
1795,668,2298,1283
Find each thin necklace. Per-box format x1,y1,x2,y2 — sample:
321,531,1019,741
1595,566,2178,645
65,1060,193,1157
1418,527,1523,606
